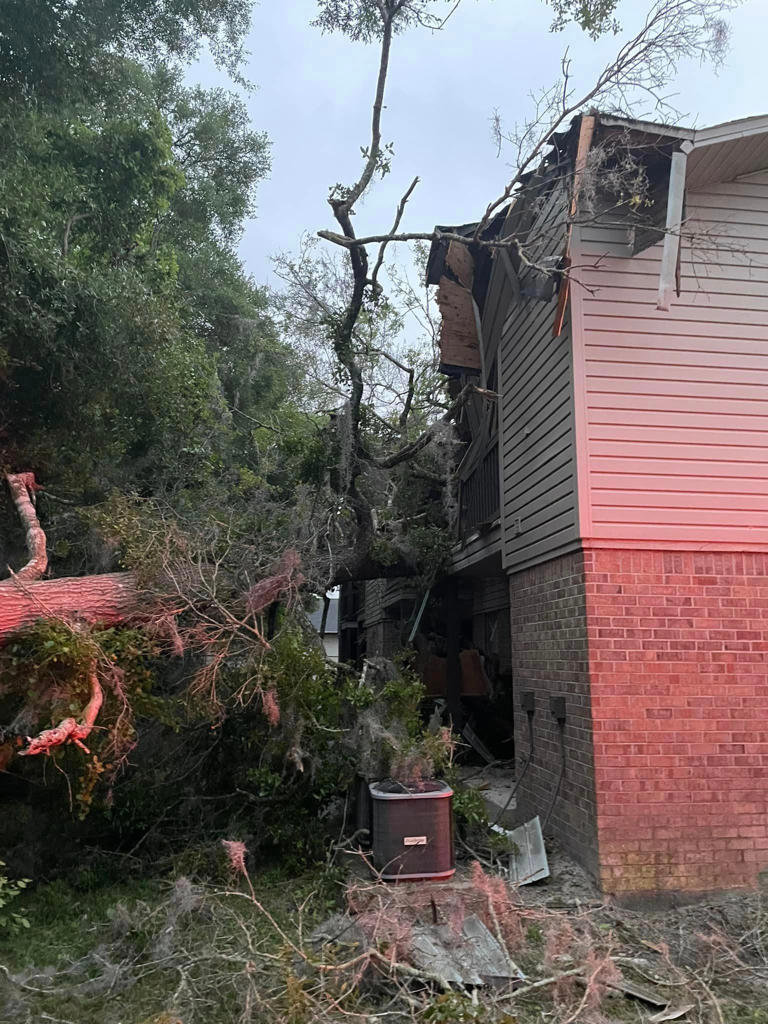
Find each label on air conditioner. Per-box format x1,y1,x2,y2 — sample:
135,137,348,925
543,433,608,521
403,836,427,846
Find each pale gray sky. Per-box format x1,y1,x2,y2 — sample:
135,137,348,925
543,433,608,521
192,0,768,287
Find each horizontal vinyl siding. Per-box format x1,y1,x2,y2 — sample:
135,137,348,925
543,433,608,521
575,170,768,545
499,181,579,571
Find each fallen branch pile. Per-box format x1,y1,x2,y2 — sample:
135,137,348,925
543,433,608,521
4,846,768,1024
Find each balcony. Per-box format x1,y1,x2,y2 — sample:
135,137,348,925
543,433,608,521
459,439,499,539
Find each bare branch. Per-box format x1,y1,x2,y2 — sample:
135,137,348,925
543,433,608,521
370,175,419,293
333,3,395,216
371,383,494,470
4,472,47,582
476,0,735,238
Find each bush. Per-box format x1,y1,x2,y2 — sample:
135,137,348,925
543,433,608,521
0,861,29,933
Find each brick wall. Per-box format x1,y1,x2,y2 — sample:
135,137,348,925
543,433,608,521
586,549,768,897
509,551,599,877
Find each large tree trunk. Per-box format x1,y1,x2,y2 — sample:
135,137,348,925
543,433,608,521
0,473,160,757
0,571,146,641
0,472,151,643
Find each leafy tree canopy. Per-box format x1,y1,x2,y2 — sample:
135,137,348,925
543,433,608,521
0,0,252,97
0,4,317,574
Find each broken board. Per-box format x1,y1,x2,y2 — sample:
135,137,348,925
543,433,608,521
409,913,524,988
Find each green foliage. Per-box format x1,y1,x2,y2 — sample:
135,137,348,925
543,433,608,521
547,0,621,38
0,0,253,98
724,1012,768,1024
0,861,29,934
313,0,622,46
0,41,312,574
0,865,340,1024
381,657,427,737
313,0,456,41
452,785,490,831
0,620,162,816
424,992,515,1023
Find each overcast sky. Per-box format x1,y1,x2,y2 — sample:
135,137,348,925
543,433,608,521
192,0,768,288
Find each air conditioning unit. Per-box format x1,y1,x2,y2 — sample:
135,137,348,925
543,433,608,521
369,781,455,882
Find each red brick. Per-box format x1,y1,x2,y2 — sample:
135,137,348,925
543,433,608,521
511,547,768,897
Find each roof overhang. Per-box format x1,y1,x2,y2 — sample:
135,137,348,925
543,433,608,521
687,114,768,189
595,111,768,189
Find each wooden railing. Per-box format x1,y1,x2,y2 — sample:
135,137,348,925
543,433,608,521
459,439,499,538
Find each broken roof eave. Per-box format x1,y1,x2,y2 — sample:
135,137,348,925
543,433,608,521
598,111,768,190
693,112,768,147
596,111,768,146
597,113,696,141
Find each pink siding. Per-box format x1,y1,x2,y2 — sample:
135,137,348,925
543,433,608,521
571,170,768,548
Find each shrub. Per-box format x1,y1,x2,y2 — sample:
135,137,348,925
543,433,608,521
0,861,29,933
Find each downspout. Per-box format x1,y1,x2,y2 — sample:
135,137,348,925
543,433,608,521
471,295,486,388
657,140,693,311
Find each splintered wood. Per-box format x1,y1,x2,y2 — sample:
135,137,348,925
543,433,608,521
436,278,480,371
436,242,480,371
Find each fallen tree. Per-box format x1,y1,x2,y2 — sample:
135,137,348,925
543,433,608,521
286,0,738,590
0,472,301,771
0,472,164,761
0,473,151,642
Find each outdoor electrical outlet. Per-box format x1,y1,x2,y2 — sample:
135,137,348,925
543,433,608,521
521,690,536,713
549,695,567,723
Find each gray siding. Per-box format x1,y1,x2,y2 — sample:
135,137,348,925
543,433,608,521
471,576,512,672
481,253,515,368
360,579,386,628
496,185,579,571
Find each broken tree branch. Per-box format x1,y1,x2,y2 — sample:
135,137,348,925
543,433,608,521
5,472,47,582
370,174,419,293
0,472,165,643
19,666,103,756
370,383,494,470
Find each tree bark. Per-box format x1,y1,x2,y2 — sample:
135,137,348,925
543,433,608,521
5,472,47,582
0,472,156,643
0,571,149,641
18,667,103,756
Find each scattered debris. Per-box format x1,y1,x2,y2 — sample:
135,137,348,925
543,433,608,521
410,913,525,988
606,970,669,1008
460,763,519,827
649,1003,696,1022
461,720,496,764
492,816,550,886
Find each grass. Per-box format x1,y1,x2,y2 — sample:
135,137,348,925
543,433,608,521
0,861,342,1024
0,876,162,968
4,857,768,1024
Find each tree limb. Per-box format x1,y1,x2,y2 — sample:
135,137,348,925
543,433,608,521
334,4,395,217
4,473,47,582
370,175,419,293
61,212,92,257
370,384,493,470
18,667,103,756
